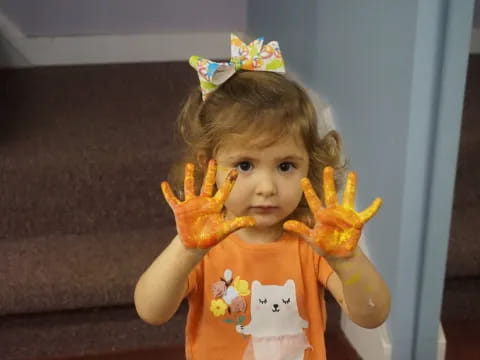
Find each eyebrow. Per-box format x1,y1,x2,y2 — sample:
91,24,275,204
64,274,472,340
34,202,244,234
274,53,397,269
224,154,306,162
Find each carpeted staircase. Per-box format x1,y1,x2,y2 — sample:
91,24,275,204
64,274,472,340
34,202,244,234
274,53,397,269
442,55,480,322
0,61,343,360
0,62,193,359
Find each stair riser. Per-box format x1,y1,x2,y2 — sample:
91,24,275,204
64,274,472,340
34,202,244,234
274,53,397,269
0,158,177,239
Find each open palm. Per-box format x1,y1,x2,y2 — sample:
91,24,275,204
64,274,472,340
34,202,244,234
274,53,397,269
161,160,255,249
284,166,382,258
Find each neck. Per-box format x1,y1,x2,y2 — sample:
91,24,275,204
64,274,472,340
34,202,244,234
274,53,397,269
234,224,284,244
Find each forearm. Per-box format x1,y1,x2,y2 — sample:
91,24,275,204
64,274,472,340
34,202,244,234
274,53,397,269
134,235,207,325
328,247,391,328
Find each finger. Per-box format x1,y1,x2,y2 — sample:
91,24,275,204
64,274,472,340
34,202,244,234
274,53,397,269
359,198,383,224
323,166,338,207
342,171,357,209
200,159,217,197
198,216,256,249
184,163,196,201
213,168,238,204
301,178,323,214
283,220,313,240
160,181,180,208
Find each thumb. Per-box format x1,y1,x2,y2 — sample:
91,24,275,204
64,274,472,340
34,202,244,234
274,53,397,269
283,220,313,241
222,216,256,237
283,220,326,257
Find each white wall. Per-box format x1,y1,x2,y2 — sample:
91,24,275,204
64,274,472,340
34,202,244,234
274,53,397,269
0,0,246,36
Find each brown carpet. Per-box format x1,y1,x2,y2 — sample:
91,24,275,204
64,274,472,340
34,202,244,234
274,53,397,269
0,62,196,359
442,54,480,321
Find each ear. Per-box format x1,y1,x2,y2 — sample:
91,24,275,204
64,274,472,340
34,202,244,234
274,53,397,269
284,279,295,290
252,280,261,291
196,151,208,170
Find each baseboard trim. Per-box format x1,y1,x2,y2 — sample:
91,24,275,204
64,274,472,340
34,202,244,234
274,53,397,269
0,31,239,67
437,324,446,360
0,10,242,67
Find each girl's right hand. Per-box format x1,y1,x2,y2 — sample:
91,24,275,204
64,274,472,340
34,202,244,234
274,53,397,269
161,160,256,250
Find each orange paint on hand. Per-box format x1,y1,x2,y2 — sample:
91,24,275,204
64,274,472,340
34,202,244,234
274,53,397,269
161,160,255,249
283,166,382,258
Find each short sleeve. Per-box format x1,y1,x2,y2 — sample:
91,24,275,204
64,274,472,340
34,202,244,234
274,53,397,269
317,255,334,288
186,260,204,297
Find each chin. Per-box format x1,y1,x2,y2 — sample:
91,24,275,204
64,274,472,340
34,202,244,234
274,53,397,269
251,214,284,229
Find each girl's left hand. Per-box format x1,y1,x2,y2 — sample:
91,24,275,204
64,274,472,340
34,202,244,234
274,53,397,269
283,166,382,258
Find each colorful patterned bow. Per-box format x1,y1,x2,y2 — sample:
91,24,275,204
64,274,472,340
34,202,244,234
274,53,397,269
189,33,286,100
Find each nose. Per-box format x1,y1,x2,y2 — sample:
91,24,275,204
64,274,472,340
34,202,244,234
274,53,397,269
255,171,277,197
273,304,279,309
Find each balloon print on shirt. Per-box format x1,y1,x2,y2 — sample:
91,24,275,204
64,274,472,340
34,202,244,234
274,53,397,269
237,280,311,360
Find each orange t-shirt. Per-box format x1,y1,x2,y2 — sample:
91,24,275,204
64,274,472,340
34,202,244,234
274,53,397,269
185,231,334,360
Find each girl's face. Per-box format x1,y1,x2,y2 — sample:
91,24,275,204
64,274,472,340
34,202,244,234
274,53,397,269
215,134,309,231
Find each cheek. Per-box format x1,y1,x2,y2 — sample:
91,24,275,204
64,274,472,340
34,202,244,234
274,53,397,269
282,177,304,200
289,189,304,207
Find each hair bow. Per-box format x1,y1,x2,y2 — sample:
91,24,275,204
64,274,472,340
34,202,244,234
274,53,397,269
189,33,286,100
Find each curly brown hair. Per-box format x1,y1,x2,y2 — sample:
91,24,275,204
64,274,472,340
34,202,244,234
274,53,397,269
168,70,346,227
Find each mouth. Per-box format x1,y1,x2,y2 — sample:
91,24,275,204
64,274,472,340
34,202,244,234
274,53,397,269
272,308,280,312
250,206,279,213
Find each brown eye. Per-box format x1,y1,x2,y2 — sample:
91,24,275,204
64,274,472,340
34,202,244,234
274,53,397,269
278,162,294,172
236,161,253,172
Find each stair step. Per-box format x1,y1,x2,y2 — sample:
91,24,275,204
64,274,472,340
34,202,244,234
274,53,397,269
442,278,480,321
0,226,176,315
0,300,342,360
0,62,196,239
0,305,188,360
446,205,480,278
1,149,175,239
446,54,480,278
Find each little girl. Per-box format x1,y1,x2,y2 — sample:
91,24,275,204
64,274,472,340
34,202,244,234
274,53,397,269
134,34,390,360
